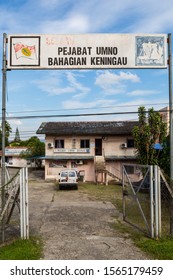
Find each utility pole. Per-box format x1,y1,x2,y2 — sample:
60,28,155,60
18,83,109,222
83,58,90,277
168,33,173,235
1,33,7,242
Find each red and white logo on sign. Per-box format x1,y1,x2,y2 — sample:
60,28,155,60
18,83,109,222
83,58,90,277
13,43,37,60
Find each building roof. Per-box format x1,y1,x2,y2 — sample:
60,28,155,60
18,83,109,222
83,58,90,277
37,121,138,136
0,146,27,156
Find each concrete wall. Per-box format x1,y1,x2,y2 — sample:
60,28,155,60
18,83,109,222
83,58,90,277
45,135,136,157
44,134,136,181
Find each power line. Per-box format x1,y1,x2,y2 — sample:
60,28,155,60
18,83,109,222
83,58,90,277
3,108,169,120
6,102,168,114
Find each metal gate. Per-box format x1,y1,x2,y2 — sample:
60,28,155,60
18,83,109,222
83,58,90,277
122,164,165,238
0,167,29,242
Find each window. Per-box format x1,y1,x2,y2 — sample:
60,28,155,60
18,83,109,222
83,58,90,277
125,165,135,174
69,171,76,177
80,139,90,148
127,139,135,148
61,171,68,177
55,139,64,148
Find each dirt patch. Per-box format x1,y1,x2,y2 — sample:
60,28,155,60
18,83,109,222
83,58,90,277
28,176,151,260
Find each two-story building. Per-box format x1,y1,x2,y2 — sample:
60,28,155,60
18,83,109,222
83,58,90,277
36,121,138,183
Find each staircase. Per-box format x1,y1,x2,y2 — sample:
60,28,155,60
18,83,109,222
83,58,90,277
105,170,122,183
95,156,106,171
94,156,122,184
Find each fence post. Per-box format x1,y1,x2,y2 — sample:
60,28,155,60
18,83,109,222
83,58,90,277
157,166,161,238
150,165,154,238
25,167,29,239
122,165,126,221
20,168,29,239
154,165,159,239
20,169,24,239
154,165,162,239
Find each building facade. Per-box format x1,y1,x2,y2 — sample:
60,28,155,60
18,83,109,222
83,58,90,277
37,121,138,183
0,147,29,167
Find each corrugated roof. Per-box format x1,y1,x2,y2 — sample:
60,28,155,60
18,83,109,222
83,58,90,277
37,121,138,136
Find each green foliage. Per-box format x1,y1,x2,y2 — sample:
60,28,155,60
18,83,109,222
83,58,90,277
159,135,170,176
0,237,43,260
132,106,167,165
0,121,12,149
20,136,45,168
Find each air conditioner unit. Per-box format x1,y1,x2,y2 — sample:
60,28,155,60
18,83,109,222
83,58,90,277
48,143,53,148
121,143,127,149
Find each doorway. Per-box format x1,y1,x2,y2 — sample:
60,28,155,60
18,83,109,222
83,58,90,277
95,139,102,155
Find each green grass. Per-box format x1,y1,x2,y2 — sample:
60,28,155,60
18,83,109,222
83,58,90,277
78,182,173,260
0,237,43,260
135,237,173,260
113,218,173,259
79,182,123,207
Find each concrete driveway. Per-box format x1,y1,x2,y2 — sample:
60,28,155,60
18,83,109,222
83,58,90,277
28,172,150,260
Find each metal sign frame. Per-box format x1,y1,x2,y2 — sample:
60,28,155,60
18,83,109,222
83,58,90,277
7,33,167,70
1,32,172,241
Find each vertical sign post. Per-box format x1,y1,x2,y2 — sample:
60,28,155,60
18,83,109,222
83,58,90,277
1,33,7,242
168,33,173,235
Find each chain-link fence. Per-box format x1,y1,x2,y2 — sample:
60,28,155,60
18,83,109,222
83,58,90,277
160,170,173,237
122,164,152,236
0,167,29,243
122,164,173,238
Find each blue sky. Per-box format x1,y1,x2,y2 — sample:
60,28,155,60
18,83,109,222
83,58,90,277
0,0,173,140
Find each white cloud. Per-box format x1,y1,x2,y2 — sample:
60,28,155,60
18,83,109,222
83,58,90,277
40,0,62,8
8,119,22,126
32,71,90,96
123,1,173,33
32,72,73,95
1,0,173,36
95,71,140,94
96,71,140,86
66,72,90,94
40,15,90,34
63,98,117,110
127,90,159,97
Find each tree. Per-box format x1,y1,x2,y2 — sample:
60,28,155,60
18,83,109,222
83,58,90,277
20,136,45,168
159,135,170,176
0,121,12,149
14,127,21,142
132,106,167,166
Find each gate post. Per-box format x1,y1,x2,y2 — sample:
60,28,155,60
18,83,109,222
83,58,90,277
122,165,126,221
157,166,161,238
154,165,159,239
20,168,29,239
150,165,154,238
154,165,161,238
1,33,7,242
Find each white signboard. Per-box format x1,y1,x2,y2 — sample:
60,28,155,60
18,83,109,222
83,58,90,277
54,148,90,153
7,34,167,69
